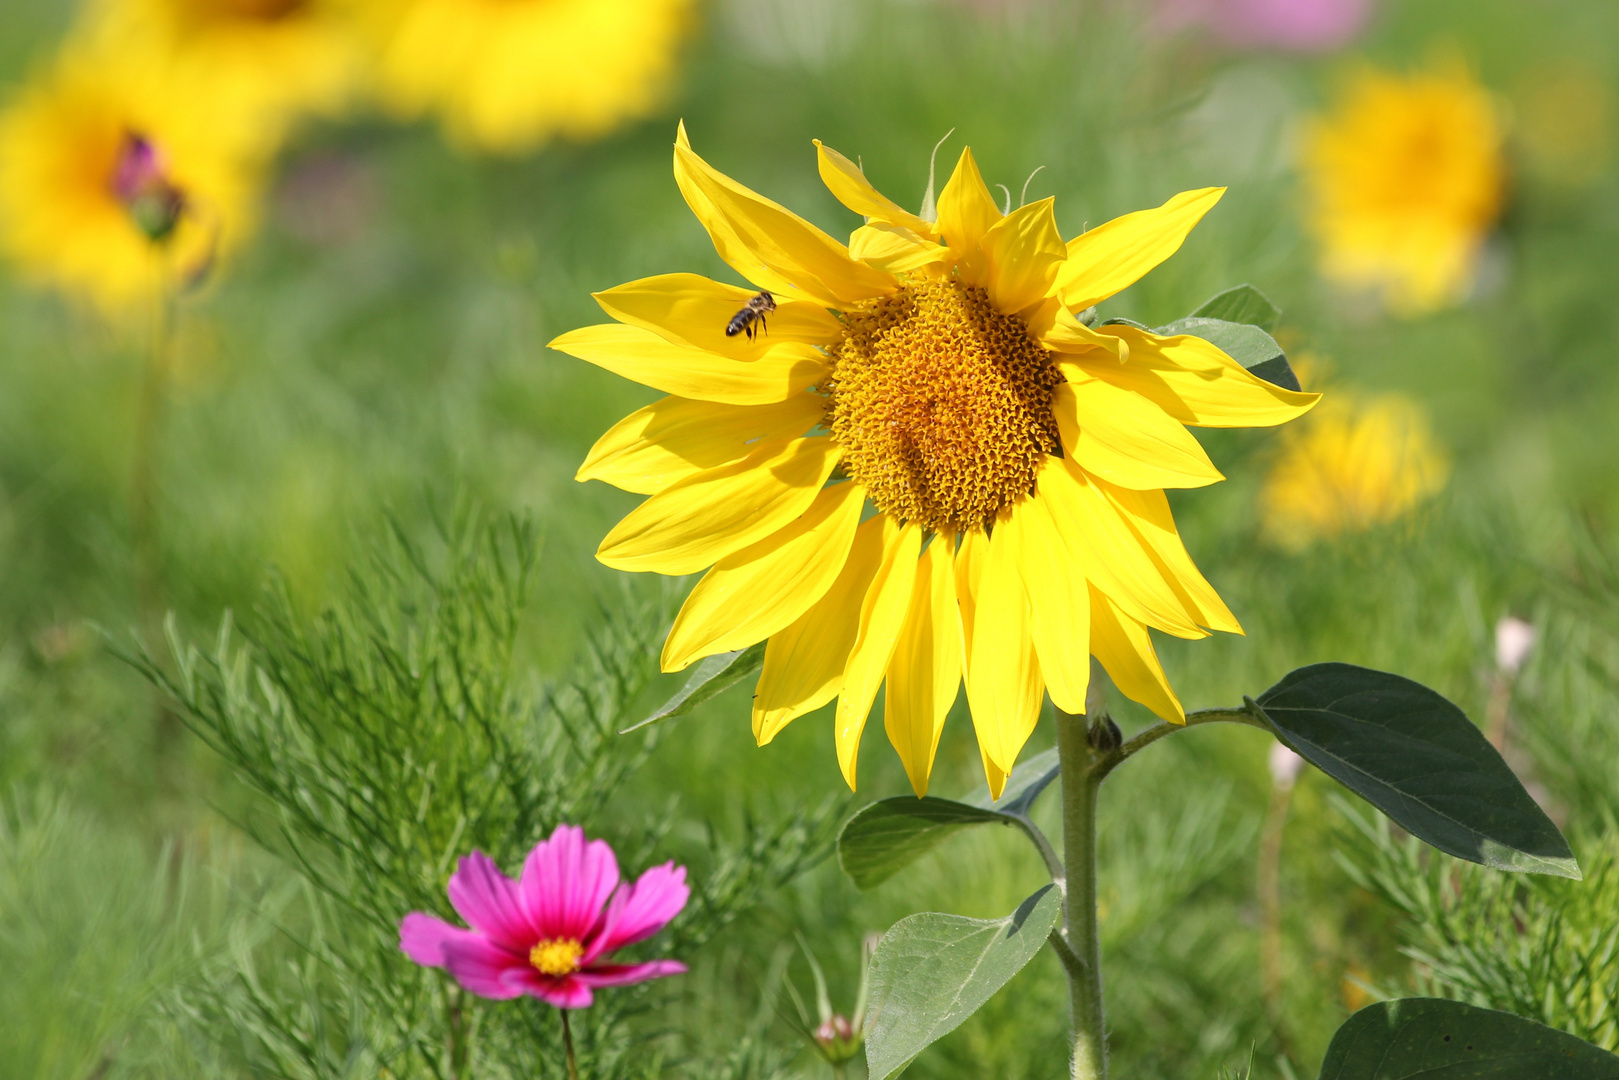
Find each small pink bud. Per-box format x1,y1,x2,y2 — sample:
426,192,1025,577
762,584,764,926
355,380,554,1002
110,132,185,242
816,1015,854,1044
1495,617,1536,676
1269,743,1305,790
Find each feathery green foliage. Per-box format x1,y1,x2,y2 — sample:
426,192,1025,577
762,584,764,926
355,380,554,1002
122,510,837,1078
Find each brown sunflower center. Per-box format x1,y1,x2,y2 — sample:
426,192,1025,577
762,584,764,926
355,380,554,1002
825,282,1063,535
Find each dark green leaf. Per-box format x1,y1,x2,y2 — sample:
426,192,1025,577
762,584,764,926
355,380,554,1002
968,747,1059,817
1099,316,1150,331
865,886,1062,1080
838,797,1013,890
1153,316,1302,392
621,642,764,733
1320,998,1619,1079
1191,284,1281,331
1254,664,1579,878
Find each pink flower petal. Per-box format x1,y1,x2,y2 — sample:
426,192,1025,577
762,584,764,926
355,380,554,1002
502,967,596,1009
520,824,621,941
575,960,688,989
584,862,690,962
447,851,534,950
400,912,477,968
440,934,529,1000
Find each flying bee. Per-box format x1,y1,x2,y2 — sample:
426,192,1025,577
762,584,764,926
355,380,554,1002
725,291,776,341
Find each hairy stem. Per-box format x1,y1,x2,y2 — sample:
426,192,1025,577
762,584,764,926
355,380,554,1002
1057,709,1106,1080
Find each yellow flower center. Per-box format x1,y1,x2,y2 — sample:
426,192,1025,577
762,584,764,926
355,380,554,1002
826,281,1063,535
529,937,585,977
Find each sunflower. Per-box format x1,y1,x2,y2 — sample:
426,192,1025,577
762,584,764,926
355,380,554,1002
0,46,263,316
1303,60,1505,316
76,0,360,154
360,0,693,154
555,127,1318,797
1262,392,1448,549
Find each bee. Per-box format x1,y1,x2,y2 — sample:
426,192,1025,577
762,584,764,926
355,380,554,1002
725,291,776,341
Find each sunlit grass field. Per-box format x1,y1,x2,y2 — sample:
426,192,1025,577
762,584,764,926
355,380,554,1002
3,1,1619,1077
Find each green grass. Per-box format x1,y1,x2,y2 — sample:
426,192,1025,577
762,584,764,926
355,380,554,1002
3,0,1619,1076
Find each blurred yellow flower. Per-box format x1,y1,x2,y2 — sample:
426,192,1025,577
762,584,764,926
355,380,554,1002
557,126,1318,797
76,0,361,153
1262,393,1449,549
1303,60,1505,315
0,48,264,315
364,0,694,154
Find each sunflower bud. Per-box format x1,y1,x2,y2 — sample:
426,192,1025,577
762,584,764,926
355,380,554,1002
1086,714,1122,753
111,132,185,243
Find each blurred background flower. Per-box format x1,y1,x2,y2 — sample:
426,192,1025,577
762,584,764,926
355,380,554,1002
73,0,361,154
1302,59,1506,315
1156,0,1377,52
360,0,695,154
0,45,263,315
1261,392,1450,548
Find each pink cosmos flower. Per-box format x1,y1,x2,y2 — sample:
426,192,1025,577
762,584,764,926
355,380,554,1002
400,824,690,1009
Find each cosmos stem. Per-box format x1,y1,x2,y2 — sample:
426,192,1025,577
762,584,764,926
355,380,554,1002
560,1009,580,1080
1056,709,1107,1080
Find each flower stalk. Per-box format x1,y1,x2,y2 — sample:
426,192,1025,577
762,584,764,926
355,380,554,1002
560,1009,580,1080
1057,707,1107,1080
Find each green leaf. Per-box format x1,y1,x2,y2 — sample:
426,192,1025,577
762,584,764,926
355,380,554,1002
1254,664,1580,879
1191,284,1281,331
620,642,764,733
838,797,1013,891
865,886,1062,1080
1319,998,1619,1079
1153,316,1301,392
967,747,1059,816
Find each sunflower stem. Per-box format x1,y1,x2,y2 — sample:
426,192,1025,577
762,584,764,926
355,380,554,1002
1057,708,1106,1080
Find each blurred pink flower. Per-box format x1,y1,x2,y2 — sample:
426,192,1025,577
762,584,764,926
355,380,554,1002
1268,742,1306,790
1157,0,1375,52
1495,616,1536,676
400,824,689,1009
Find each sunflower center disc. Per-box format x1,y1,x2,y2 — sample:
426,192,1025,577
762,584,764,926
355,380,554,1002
826,281,1063,535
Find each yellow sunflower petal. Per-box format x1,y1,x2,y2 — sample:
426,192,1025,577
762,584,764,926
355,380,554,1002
884,539,962,797
834,517,923,790
1090,587,1184,724
753,513,887,745
1053,377,1225,490
673,123,894,308
597,436,839,574
550,324,829,405
578,393,826,495
848,223,950,275
1096,480,1242,635
981,751,1010,802
934,146,1002,279
593,273,843,359
1038,306,1129,362
1055,187,1226,312
661,482,866,671
815,139,935,236
1064,326,1320,428
1005,495,1091,714
981,197,1067,315
1038,457,1207,640
960,522,1044,776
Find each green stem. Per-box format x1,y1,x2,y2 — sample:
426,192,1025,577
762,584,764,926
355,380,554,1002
560,1009,580,1080
1057,709,1106,1080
